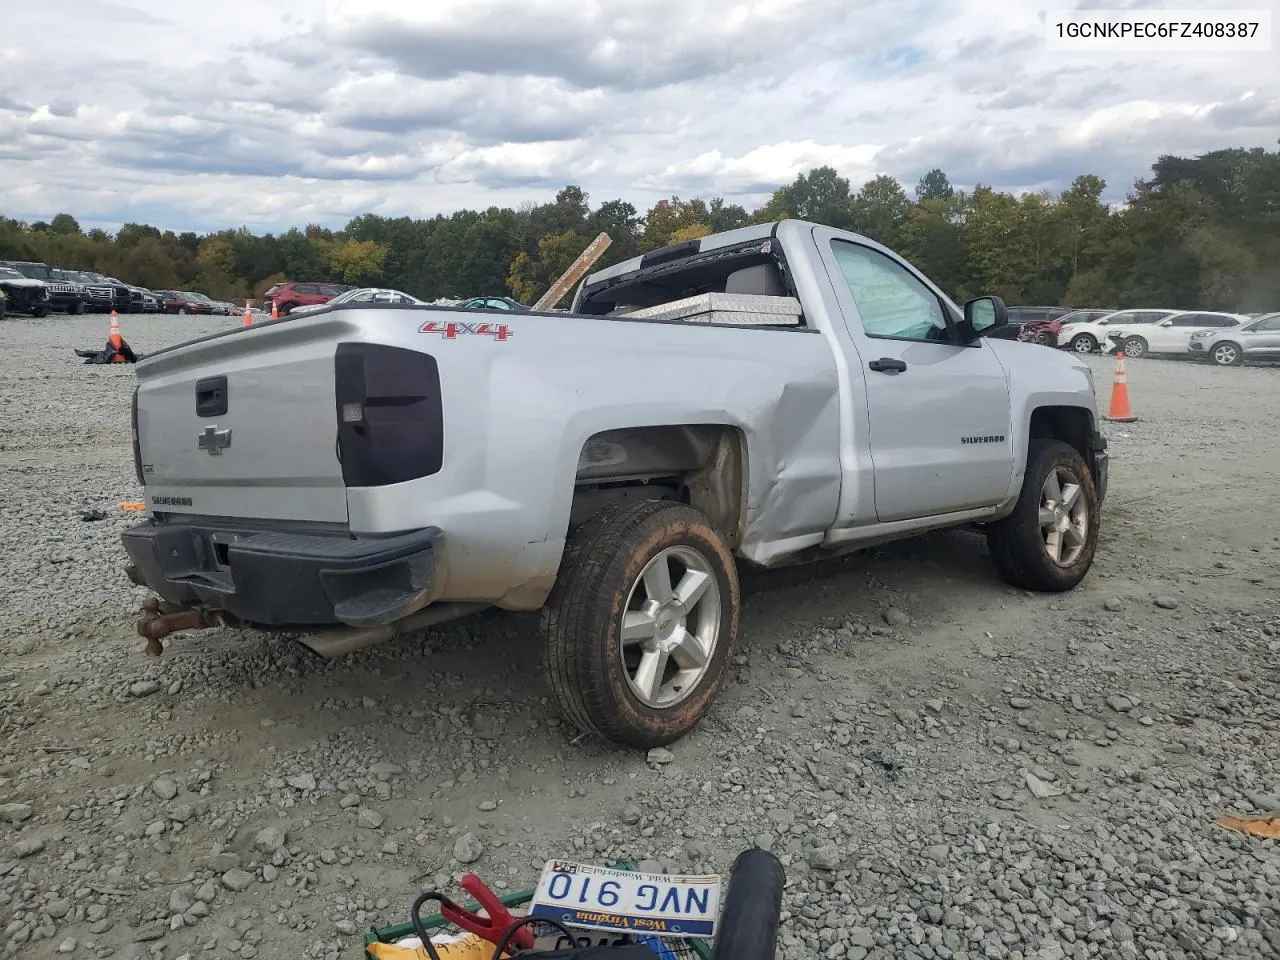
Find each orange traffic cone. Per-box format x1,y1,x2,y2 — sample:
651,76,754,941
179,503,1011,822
243,300,253,327
270,301,279,321
107,311,127,363
1103,354,1137,422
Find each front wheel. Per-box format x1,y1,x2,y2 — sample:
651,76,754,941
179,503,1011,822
1033,331,1053,346
1212,342,1243,366
1121,337,1147,359
1070,334,1097,354
986,440,1099,592
541,499,740,749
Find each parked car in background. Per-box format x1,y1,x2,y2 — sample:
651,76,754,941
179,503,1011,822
265,281,349,315
155,291,211,315
1018,309,1113,347
1057,309,1179,354
0,261,90,315
1105,311,1245,359
997,306,1066,341
181,292,226,315
459,295,529,312
291,287,427,315
0,265,50,317
1188,312,1280,365
65,272,131,313
103,278,146,313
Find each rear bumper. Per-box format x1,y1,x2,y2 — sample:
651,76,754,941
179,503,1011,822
121,520,442,628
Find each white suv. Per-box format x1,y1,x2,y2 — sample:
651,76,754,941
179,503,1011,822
1057,309,1178,354
1104,311,1245,359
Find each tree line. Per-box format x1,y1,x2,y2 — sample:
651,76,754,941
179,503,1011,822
2,146,1277,312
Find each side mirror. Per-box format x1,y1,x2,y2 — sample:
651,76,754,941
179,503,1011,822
1158,318,1173,327
960,296,1008,342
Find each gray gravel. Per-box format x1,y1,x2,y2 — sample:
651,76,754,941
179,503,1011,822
1,314,1278,960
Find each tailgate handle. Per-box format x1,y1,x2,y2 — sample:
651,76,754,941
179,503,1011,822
195,376,228,417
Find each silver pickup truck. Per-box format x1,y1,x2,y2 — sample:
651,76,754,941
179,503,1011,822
123,219,1108,748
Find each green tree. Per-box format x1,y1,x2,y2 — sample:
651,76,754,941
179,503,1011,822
50,213,81,235
328,239,388,285
915,169,954,202
769,166,854,228
851,175,912,249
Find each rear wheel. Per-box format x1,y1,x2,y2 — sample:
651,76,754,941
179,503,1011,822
1121,337,1147,359
1070,334,1097,353
987,440,1099,592
1212,342,1243,366
541,499,740,749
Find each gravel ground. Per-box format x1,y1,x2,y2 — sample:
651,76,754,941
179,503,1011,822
1,312,1277,960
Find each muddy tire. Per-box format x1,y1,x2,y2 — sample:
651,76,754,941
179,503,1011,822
541,499,740,749
986,440,1099,592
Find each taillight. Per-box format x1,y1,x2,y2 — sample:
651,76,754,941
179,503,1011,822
131,386,145,486
334,343,444,486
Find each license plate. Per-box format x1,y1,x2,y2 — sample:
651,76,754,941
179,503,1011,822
528,861,720,938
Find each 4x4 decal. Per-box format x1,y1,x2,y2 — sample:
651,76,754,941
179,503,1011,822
419,319,513,341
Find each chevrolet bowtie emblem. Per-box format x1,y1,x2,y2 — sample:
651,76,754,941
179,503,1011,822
198,425,232,455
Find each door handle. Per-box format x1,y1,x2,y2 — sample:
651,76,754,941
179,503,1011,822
868,358,907,373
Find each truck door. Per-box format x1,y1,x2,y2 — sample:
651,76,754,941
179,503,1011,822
813,227,1014,523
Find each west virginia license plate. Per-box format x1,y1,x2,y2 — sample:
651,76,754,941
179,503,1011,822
528,861,721,938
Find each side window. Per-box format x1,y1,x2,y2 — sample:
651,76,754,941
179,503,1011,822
1211,316,1239,327
830,241,950,343
487,299,512,310
1254,316,1280,332
1172,314,1204,326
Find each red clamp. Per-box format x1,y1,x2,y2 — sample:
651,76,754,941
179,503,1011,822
439,874,536,952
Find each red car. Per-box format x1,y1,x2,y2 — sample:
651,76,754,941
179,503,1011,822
156,291,214,315
265,282,351,316
1017,308,1114,346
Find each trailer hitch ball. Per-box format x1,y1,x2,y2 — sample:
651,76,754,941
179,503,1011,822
136,599,220,657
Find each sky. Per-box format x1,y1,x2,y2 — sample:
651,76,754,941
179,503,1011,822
1,0,1277,234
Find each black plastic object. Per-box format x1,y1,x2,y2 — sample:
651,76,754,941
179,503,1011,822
195,375,228,417
120,520,439,626
334,342,444,487
711,849,785,960
868,358,907,373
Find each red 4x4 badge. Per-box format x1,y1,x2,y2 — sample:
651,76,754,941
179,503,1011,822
419,319,513,341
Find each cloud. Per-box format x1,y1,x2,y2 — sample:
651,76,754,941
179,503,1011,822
0,0,1275,233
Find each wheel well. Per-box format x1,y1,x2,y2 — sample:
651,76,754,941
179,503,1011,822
570,425,747,548
1028,406,1090,462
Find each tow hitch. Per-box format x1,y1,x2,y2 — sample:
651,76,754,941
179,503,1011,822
135,599,230,657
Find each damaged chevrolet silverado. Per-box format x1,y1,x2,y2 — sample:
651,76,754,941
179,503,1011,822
123,219,1109,748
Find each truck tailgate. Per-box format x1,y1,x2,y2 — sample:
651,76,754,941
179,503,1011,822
135,318,350,524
